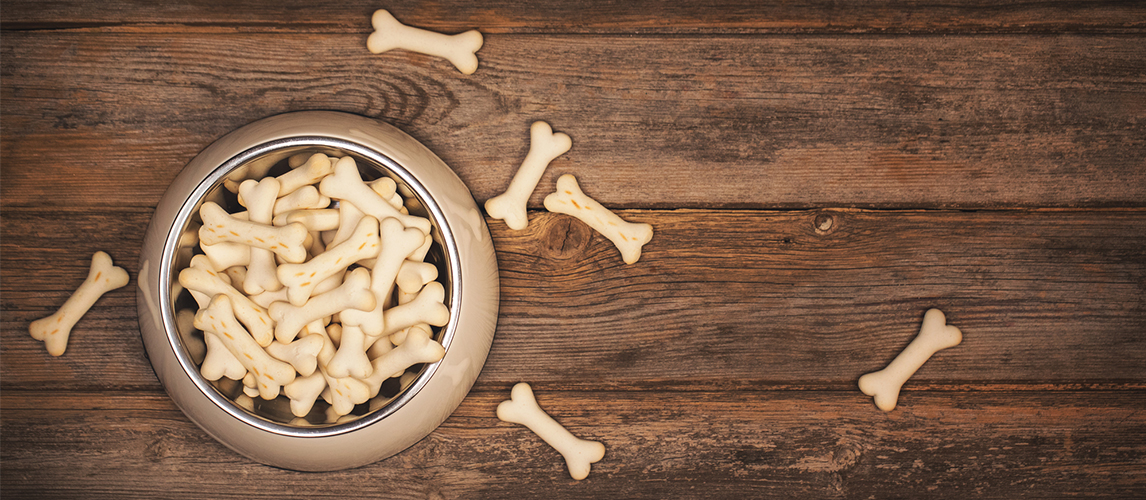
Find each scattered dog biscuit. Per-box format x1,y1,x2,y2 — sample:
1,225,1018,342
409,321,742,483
29,251,129,356
367,9,484,75
497,382,606,480
485,121,572,230
544,174,653,264
858,308,963,411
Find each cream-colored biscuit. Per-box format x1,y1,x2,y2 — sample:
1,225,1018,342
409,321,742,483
269,268,376,343
29,251,130,356
326,324,373,379
276,153,333,197
380,281,450,337
497,382,606,480
362,325,444,398
238,178,284,295
200,332,247,382
284,371,327,417
396,260,438,294
544,174,653,265
320,367,372,417
319,157,431,233
273,208,341,232
178,266,275,347
367,9,483,75
858,309,963,412
369,176,397,201
485,121,572,230
265,333,325,377
242,372,260,398
200,240,251,271
272,185,330,216
199,201,309,264
276,216,381,306
340,217,427,336
194,295,297,400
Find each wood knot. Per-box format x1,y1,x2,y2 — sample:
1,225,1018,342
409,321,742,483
814,213,836,234
540,215,592,260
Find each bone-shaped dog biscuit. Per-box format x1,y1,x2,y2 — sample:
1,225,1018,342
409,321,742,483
858,308,963,411
362,324,444,398
396,260,438,294
200,241,251,271
379,280,450,337
277,216,381,306
270,267,376,343
194,295,296,400
29,251,129,356
199,202,309,263
178,266,275,347
272,185,330,216
320,367,372,417
319,157,431,233
200,332,247,382
340,217,427,336
497,382,606,480
284,371,327,417
485,121,572,230
326,324,373,379
367,9,484,75
274,209,341,232
544,174,653,265
275,153,333,197
264,334,325,378
238,178,284,295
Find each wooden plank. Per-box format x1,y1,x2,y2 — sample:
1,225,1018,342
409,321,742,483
4,208,1143,391
3,33,1145,209
2,0,1144,34
2,389,1144,498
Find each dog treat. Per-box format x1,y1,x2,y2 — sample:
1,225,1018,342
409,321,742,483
277,216,381,306
179,266,276,347
199,201,309,264
544,174,653,265
362,324,445,398
379,281,450,337
367,9,484,75
201,241,252,271
320,367,372,417
270,268,376,343
319,157,431,233
284,371,328,417
858,309,963,411
272,185,330,216
29,251,130,356
485,121,572,230
200,332,248,382
195,295,297,400
396,260,439,294
340,217,427,336
276,153,333,197
274,209,341,232
327,324,374,379
265,334,325,378
497,382,606,480
239,178,285,295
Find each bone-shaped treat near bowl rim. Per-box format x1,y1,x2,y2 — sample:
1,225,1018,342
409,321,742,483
178,266,275,347
195,295,297,400
858,308,963,411
485,121,572,230
320,156,432,234
29,251,129,356
544,174,654,265
367,9,483,75
199,201,309,264
362,325,445,398
497,382,606,480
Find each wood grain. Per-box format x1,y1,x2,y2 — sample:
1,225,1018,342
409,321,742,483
3,33,1144,209
3,390,1144,499
3,0,1144,34
4,207,1142,391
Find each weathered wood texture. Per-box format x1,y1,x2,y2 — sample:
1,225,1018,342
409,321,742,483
3,0,1145,34
2,390,1144,499
3,32,1144,209
4,208,1143,391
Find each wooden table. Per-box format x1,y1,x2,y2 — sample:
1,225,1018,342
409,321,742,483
3,2,1145,498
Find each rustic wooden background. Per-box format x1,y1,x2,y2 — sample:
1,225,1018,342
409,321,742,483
3,1,1145,498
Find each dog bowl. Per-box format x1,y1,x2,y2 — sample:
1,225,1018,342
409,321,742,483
137,111,498,471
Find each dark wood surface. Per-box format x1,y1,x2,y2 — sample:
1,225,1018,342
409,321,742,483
2,1,1144,498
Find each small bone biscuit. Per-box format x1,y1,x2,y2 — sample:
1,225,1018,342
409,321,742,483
242,372,260,398
194,295,297,400
178,266,275,347
497,382,606,480
319,156,431,233
544,174,653,265
265,334,325,377
273,186,330,216
379,280,450,337
858,309,963,412
340,217,427,336
369,176,397,201
396,260,438,294
269,267,376,344
363,325,444,398
199,202,309,264
276,153,333,197
320,367,372,417
485,121,572,230
277,216,381,306
29,251,129,356
200,332,247,382
201,241,251,271
273,209,341,232
367,9,484,75
326,324,373,379
284,371,327,417
239,178,284,295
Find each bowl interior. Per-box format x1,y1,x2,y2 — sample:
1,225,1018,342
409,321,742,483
167,139,454,429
